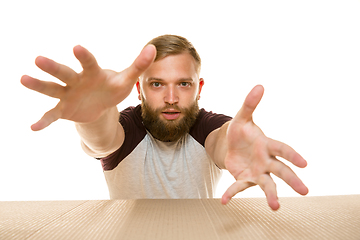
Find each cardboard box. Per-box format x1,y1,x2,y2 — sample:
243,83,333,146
1,195,360,239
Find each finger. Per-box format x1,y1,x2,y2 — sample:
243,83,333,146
221,180,255,205
73,45,101,75
269,158,309,196
21,75,66,99
124,44,156,81
234,85,264,123
268,139,307,168
35,56,78,85
257,174,280,210
31,105,62,131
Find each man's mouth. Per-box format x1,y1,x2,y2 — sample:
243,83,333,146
162,109,181,120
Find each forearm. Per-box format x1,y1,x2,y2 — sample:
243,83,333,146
205,121,230,169
75,106,124,158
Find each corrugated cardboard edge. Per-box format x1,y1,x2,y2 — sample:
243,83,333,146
1,195,360,240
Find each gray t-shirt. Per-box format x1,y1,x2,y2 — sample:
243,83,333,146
100,105,232,199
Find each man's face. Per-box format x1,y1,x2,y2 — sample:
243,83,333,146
137,53,204,141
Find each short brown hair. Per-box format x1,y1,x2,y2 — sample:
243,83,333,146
146,35,201,74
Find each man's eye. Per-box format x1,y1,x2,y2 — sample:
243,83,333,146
152,82,161,87
180,82,190,87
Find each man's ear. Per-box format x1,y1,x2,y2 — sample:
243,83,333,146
198,78,204,99
136,80,141,100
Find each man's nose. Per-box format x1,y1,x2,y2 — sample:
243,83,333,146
164,86,179,105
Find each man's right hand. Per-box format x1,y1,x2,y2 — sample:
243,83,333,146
21,44,156,131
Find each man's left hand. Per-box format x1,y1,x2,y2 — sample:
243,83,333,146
221,85,308,210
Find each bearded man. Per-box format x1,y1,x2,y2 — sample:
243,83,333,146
21,35,308,210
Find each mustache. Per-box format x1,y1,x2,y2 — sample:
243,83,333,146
157,104,182,112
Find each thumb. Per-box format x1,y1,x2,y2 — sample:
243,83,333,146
124,44,156,81
234,85,264,123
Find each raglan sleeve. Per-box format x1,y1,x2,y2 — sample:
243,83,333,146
99,105,147,171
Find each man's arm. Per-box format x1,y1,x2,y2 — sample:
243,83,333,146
75,107,124,158
205,85,308,210
22,45,156,157
204,121,229,169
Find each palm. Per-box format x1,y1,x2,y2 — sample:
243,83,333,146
53,70,128,123
225,120,267,183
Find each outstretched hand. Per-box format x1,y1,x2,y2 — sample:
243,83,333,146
221,85,308,210
21,45,156,131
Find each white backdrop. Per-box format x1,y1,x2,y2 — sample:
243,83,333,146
1,0,359,201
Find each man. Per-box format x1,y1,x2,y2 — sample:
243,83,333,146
21,35,308,210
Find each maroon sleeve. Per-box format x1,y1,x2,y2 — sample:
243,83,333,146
189,109,232,146
100,105,147,171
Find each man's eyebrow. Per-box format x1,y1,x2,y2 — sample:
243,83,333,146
178,78,194,82
147,77,163,82
146,77,194,82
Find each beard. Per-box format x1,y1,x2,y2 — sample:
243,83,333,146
141,100,199,142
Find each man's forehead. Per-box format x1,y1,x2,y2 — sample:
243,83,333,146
142,53,198,76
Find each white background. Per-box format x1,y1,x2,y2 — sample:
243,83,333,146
1,0,359,201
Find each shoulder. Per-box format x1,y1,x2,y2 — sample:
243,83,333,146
119,105,144,131
119,105,142,123
189,108,232,146
197,108,232,124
